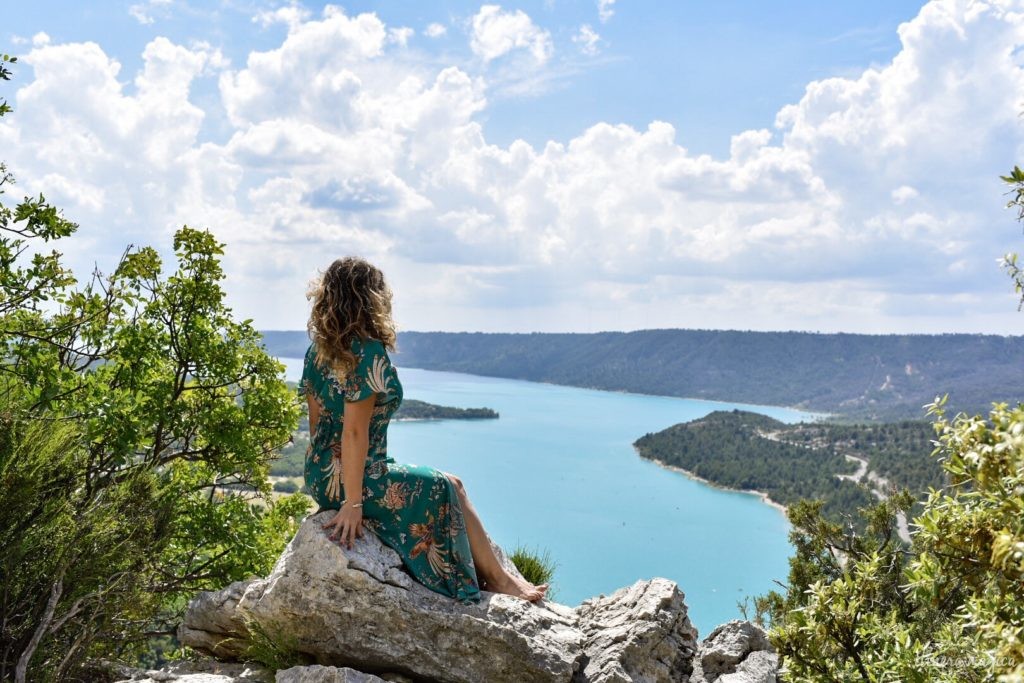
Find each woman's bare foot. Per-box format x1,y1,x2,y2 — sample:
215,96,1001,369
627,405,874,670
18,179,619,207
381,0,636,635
487,571,549,602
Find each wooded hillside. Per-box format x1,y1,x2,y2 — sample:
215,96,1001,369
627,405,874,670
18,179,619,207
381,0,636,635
633,410,943,523
261,329,1024,420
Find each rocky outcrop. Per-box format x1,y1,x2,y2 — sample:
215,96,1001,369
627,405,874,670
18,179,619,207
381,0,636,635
573,579,698,682
689,620,778,683
110,661,402,683
275,666,391,683
180,510,582,682
178,511,704,683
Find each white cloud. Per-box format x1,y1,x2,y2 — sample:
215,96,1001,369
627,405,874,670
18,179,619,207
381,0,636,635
129,6,155,25
218,7,391,127
254,5,312,29
891,185,919,204
425,22,447,38
388,27,414,46
129,0,173,26
4,0,1024,335
470,4,553,64
573,24,601,56
598,0,616,24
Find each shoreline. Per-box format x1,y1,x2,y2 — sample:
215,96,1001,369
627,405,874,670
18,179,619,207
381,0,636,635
637,450,790,518
392,416,498,422
399,365,831,421
280,356,832,422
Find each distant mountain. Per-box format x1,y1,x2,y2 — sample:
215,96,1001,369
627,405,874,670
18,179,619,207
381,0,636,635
260,329,1024,420
261,330,313,359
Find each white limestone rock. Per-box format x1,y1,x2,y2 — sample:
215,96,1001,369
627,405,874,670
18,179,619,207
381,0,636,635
178,511,715,683
179,511,583,683
275,665,388,682
689,620,778,683
572,578,699,683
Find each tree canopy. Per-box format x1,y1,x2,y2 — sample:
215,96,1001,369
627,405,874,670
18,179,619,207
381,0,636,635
0,51,309,682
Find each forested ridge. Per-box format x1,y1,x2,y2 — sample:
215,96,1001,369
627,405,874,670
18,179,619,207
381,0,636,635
261,329,1024,420
395,398,498,420
633,410,943,523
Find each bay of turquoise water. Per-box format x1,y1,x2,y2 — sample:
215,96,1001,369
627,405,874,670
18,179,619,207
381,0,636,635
280,357,816,636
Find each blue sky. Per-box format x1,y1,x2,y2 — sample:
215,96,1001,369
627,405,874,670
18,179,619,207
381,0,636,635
3,1,1024,334
7,1,925,154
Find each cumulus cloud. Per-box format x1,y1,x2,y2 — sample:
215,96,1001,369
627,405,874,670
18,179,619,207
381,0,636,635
129,0,173,25
253,5,312,29
891,185,919,204
388,26,414,46
3,1,1024,334
425,22,447,38
573,24,601,55
598,0,616,23
470,4,553,64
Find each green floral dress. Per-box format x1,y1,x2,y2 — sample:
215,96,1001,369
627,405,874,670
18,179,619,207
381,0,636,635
298,337,482,605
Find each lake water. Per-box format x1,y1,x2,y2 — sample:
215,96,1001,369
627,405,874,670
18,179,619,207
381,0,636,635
280,356,816,635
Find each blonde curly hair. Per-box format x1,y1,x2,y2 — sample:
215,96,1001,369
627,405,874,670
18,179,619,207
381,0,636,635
306,257,398,377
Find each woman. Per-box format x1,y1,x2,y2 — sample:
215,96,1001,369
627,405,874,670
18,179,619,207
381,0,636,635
299,256,548,605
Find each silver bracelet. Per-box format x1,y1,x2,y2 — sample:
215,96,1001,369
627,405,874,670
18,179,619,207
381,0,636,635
342,500,363,509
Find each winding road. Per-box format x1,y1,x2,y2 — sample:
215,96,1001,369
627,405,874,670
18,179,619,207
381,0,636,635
838,454,911,543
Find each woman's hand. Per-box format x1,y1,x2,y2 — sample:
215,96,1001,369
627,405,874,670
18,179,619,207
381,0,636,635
322,505,364,549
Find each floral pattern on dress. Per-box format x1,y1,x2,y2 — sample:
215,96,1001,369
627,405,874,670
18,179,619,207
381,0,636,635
298,337,481,604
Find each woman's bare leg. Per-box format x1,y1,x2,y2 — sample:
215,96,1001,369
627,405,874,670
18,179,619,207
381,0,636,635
444,472,548,602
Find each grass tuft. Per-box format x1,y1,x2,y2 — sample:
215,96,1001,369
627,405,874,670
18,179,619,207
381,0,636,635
509,543,558,600
238,616,309,672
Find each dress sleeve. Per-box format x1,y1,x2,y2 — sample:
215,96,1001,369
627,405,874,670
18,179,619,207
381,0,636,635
297,343,318,399
342,338,392,403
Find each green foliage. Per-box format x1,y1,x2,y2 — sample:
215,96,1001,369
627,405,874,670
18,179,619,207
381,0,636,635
0,59,310,680
759,400,1024,682
237,616,309,672
0,413,166,682
509,544,557,600
273,478,300,493
910,400,1024,680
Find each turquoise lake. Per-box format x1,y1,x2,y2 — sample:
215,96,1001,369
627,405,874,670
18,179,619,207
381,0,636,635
280,357,817,636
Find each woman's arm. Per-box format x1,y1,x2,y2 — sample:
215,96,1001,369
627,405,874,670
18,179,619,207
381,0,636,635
322,394,375,549
340,394,375,505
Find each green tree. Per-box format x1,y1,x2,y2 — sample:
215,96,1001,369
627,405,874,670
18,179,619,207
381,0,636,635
759,401,1024,682
0,52,309,681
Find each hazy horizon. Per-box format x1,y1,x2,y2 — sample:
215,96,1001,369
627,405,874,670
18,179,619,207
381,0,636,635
262,326,1024,338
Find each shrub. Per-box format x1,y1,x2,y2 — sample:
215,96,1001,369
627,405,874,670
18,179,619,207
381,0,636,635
273,479,300,494
238,616,310,672
757,399,1024,682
